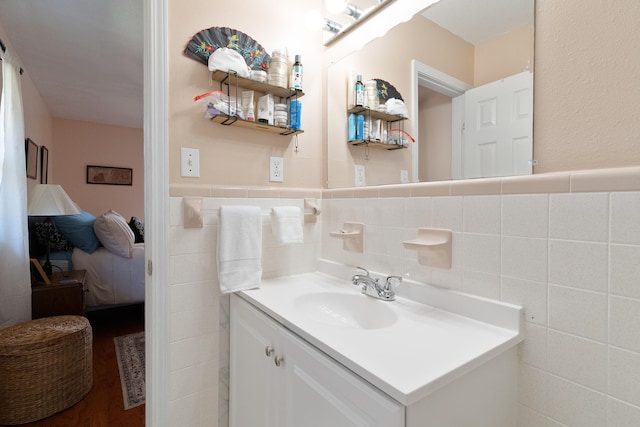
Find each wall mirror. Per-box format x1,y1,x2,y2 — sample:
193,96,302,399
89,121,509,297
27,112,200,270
326,0,535,188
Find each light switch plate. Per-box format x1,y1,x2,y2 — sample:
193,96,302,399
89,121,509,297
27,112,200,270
181,147,200,177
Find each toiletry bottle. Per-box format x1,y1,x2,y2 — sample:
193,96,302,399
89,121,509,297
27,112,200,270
246,103,255,122
363,117,369,141
290,99,302,130
290,54,303,90
348,113,356,141
356,114,364,140
355,74,364,107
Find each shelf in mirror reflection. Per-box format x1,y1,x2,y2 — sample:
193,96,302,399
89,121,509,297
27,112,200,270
347,106,407,123
348,140,405,150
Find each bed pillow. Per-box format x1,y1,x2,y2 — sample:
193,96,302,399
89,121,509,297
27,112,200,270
128,216,144,243
53,210,101,254
93,210,135,258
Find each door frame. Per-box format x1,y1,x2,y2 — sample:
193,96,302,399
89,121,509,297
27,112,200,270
144,0,169,425
410,60,471,182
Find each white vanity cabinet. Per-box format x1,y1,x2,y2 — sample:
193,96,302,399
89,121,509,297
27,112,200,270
230,294,404,427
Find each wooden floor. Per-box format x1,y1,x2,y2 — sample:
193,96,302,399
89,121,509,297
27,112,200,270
4,304,146,427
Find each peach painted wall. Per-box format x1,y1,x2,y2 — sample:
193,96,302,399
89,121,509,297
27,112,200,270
474,24,534,87
419,86,452,182
22,74,53,193
52,118,143,219
168,0,325,188
534,1,640,174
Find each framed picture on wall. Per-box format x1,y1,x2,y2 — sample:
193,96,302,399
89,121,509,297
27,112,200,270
86,165,133,185
25,138,38,179
40,146,49,184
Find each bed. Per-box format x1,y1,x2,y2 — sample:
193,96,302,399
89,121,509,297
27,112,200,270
31,209,145,310
72,244,145,308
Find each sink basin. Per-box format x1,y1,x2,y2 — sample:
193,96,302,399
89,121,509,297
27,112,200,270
294,292,398,330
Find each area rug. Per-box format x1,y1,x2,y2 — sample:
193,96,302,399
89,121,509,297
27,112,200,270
114,331,145,409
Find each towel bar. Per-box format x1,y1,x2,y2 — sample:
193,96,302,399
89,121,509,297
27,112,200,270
182,197,321,228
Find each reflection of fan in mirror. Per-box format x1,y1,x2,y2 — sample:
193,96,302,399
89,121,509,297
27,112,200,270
184,26,271,71
374,78,403,102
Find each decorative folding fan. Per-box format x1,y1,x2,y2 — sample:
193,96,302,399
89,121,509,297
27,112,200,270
374,78,404,101
184,26,271,71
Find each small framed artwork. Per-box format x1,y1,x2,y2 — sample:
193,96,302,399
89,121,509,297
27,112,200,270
29,258,51,285
40,146,49,184
25,138,38,179
86,165,133,185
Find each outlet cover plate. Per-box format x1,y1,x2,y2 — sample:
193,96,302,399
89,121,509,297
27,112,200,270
355,164,365,187
270,156,284,182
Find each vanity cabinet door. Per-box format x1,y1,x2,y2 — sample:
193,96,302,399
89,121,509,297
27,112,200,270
231,294,404,427
280,326,404,427
230,295,281,427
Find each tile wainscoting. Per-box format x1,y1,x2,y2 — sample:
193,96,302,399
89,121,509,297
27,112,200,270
168,166,640,426
167,189,322,427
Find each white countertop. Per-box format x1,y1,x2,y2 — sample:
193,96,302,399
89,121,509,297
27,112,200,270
238,271,524,405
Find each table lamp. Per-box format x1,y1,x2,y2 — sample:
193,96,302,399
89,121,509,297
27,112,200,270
27,184,81,276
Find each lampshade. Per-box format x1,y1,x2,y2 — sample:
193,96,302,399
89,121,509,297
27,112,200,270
28,184,81,217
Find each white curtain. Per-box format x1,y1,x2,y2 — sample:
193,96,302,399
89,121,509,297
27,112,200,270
0,48,30,327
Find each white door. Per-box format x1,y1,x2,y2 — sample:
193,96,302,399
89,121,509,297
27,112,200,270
462,71,533,179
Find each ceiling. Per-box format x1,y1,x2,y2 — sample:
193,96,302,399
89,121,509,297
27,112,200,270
423,0,534,45
0,0,143,129
0,0,532,131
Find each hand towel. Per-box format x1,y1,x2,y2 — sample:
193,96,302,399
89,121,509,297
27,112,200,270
271,206,303,245
217,205,262,294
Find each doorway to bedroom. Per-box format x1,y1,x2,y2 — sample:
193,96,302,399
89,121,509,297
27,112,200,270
0,1,149,425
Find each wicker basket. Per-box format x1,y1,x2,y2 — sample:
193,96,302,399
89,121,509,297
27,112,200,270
0,315,93,425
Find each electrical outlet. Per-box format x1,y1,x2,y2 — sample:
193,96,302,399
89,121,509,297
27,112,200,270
270,157,284,182
355,164,366,187
400,169,409,184
181,147,200,177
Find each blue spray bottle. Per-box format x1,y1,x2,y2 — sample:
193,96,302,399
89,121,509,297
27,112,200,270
356,114,364,140
348,113,356,141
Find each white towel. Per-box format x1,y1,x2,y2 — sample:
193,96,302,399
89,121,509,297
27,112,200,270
217,205,262,294
270,206,303,245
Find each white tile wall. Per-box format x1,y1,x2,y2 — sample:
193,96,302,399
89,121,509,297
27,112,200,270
167,196,321,427
166,190,640,426
321,191,640,426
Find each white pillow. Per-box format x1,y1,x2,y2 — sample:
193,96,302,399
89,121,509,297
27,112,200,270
93,210,135,258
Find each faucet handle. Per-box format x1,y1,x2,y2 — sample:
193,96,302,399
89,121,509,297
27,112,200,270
356,266,370,277
385,275,403,289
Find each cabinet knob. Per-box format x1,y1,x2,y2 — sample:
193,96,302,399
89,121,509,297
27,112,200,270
274,355,284,367
265,346,275,357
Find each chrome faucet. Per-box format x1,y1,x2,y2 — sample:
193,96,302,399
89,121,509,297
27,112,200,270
352,267,402,301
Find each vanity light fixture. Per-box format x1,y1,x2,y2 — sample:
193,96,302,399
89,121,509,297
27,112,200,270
326,0,362,20
306,9,344,34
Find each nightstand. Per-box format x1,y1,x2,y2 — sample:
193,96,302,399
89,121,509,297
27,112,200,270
32,270,87,319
